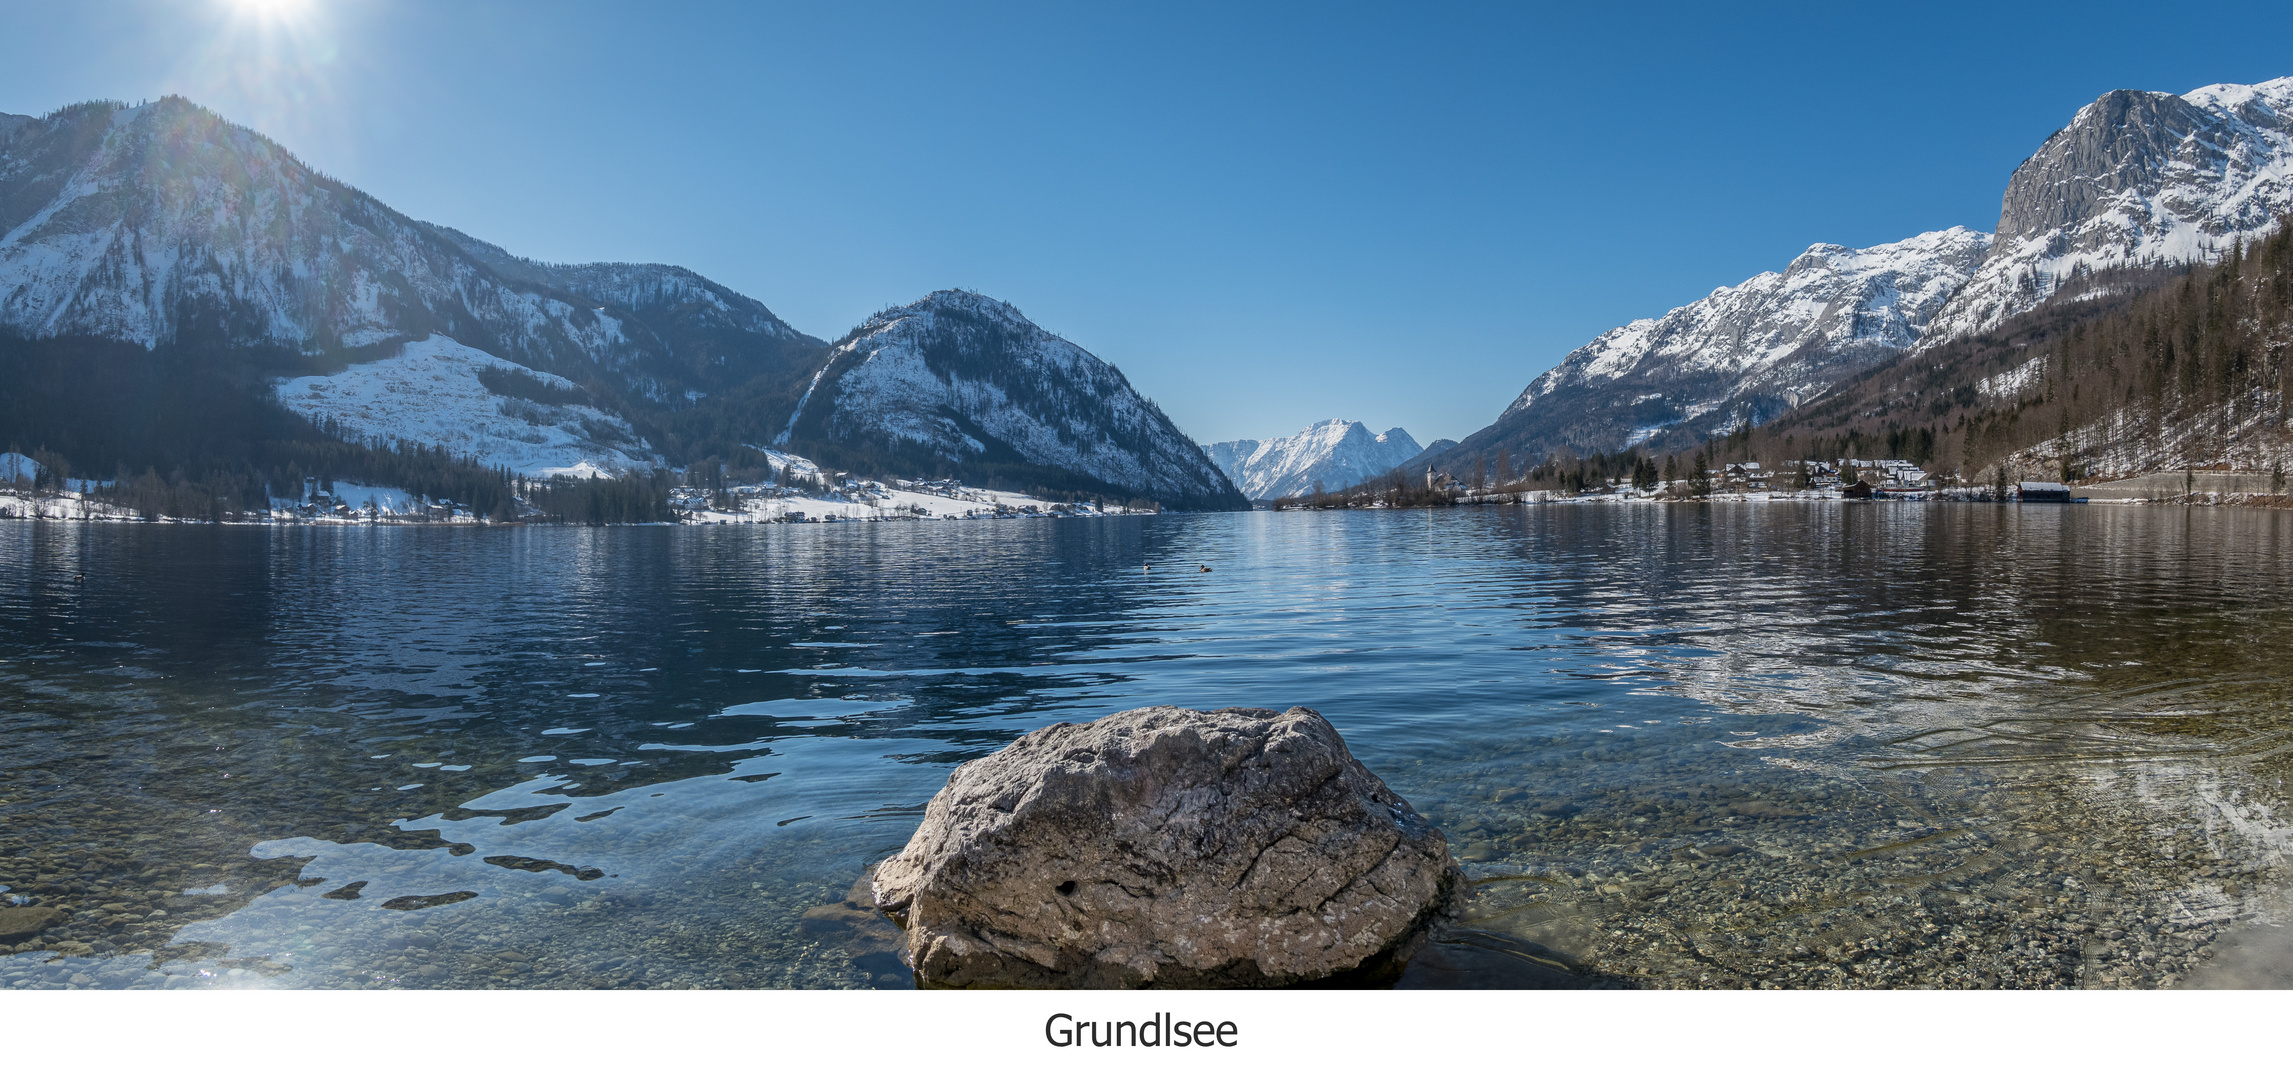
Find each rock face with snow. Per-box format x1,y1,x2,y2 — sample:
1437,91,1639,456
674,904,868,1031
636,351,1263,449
871,705,1459,989
1201,438,1259,484
1442,228,1990,465
1204,419,1423,500
1925,78,2293,342
778,290,1246,510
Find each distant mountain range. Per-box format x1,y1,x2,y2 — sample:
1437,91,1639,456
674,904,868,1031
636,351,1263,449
1204,419,1421,500
1428,76,2293,477
0,97,1246,510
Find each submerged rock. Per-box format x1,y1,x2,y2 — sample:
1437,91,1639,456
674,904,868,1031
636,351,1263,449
871,705,1459,988
0,906,64,943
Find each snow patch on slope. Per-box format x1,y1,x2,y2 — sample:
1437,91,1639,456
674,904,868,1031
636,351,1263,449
274,336,660,477
1978,356,2048,401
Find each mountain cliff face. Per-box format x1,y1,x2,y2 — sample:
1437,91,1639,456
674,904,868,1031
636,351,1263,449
777,290,1246,510
1924,78,2293,341
1441,228,1990,467
1204,419,1422,500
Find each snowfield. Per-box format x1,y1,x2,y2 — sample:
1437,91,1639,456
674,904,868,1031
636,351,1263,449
0,488,138,523
274,336,661,476
1480,78,2293,462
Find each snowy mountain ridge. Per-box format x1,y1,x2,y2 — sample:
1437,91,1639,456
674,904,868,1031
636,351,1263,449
1435,76,2293,472
0,97,820,405
1204,419,1422,500
1431,227,1990,469
1509,227,1992,423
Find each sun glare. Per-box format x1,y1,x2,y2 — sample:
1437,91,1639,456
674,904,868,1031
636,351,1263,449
228,0,311,21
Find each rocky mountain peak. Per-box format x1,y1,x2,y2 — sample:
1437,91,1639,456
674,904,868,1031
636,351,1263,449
844,289,1025,332
1925,77,2293,340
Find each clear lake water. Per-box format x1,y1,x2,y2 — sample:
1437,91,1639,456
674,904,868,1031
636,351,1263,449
5,503,2293,989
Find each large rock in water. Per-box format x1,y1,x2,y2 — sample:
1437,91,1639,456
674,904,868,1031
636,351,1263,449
870,705,1459,988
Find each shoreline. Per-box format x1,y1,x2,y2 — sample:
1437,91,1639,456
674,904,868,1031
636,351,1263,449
0,489,1158,528
12,489,2293,527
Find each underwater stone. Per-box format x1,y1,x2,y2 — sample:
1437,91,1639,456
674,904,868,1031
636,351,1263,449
0,906,64,942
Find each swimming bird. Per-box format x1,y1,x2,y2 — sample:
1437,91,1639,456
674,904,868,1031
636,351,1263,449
1199,564,1212,573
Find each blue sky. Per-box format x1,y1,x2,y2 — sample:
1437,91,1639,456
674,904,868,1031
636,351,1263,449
6,1,2293,445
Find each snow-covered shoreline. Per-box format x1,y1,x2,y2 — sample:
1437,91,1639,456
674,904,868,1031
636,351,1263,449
0,480,1156,527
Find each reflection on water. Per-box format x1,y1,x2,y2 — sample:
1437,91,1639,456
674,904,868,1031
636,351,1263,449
1,504,2290,989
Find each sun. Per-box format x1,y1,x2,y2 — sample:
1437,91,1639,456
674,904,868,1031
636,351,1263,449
226,0,312,20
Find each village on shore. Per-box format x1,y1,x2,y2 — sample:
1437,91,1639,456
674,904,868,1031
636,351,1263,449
1277,455,2293,510
0,473,1149,527
0,448,1154,527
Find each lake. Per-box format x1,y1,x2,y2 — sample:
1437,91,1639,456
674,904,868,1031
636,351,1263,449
4,503,2291,989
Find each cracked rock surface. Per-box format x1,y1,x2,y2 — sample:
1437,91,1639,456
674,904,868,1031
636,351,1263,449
871,705,1458,988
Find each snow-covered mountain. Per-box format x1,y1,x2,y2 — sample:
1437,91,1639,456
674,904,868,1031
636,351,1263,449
1440,77,2293,471
0,97,821,408
1441,228,1990,465
777,290,1245,510
1203,419,1422,500
1925,78,2293,342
